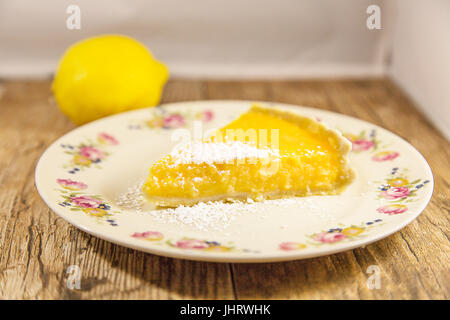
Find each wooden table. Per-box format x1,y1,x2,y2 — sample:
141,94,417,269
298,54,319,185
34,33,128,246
0,79,448,299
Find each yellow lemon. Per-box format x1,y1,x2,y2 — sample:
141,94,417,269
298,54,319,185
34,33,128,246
52,35,169,124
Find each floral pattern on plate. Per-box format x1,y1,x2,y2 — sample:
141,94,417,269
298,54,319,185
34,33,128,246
344,129,380,152
131,232,260,253
375,168,429,215
128,108,214,130
56,179,119,226
61,132,119,174
167,238,236,252
377,168,430,203
308,219,383,245
344,129,399,161
279,219,383,250
131,231,164,241
372,151,400,162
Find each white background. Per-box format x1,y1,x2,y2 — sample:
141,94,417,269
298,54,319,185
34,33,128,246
0,0,448,138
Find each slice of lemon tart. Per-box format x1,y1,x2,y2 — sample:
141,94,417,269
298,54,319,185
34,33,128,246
143,105,354,206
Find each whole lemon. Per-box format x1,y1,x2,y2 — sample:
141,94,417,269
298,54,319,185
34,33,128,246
52,35,169,124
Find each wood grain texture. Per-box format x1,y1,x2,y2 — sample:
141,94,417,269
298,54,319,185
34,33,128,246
0,79,448,300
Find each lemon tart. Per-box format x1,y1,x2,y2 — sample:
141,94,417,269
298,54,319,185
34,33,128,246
143,105,354,206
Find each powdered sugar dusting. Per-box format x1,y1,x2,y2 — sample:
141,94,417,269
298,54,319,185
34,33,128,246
116,182,264,231
150,201,263,231
170,141,279,165
115,181,344,232
116,181,145,213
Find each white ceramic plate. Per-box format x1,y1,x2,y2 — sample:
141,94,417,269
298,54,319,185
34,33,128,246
35,101,433,262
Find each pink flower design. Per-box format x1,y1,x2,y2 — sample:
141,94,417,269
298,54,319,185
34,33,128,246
199,110,214,122
98,132,119,145
372,151,399,162
377,204,408,215
79,146,105,161
314,232,347,243
279,242,306,251
175,239,208,249
163,114,185,128
380,187,410,200
131,231,163,241
351,140,375,151
56,179,87,190
70,195,102,208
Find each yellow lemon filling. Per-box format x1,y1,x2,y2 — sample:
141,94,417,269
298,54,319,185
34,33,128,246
143,105,353,206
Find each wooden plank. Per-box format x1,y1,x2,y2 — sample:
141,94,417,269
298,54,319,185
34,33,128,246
0,79,448,299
